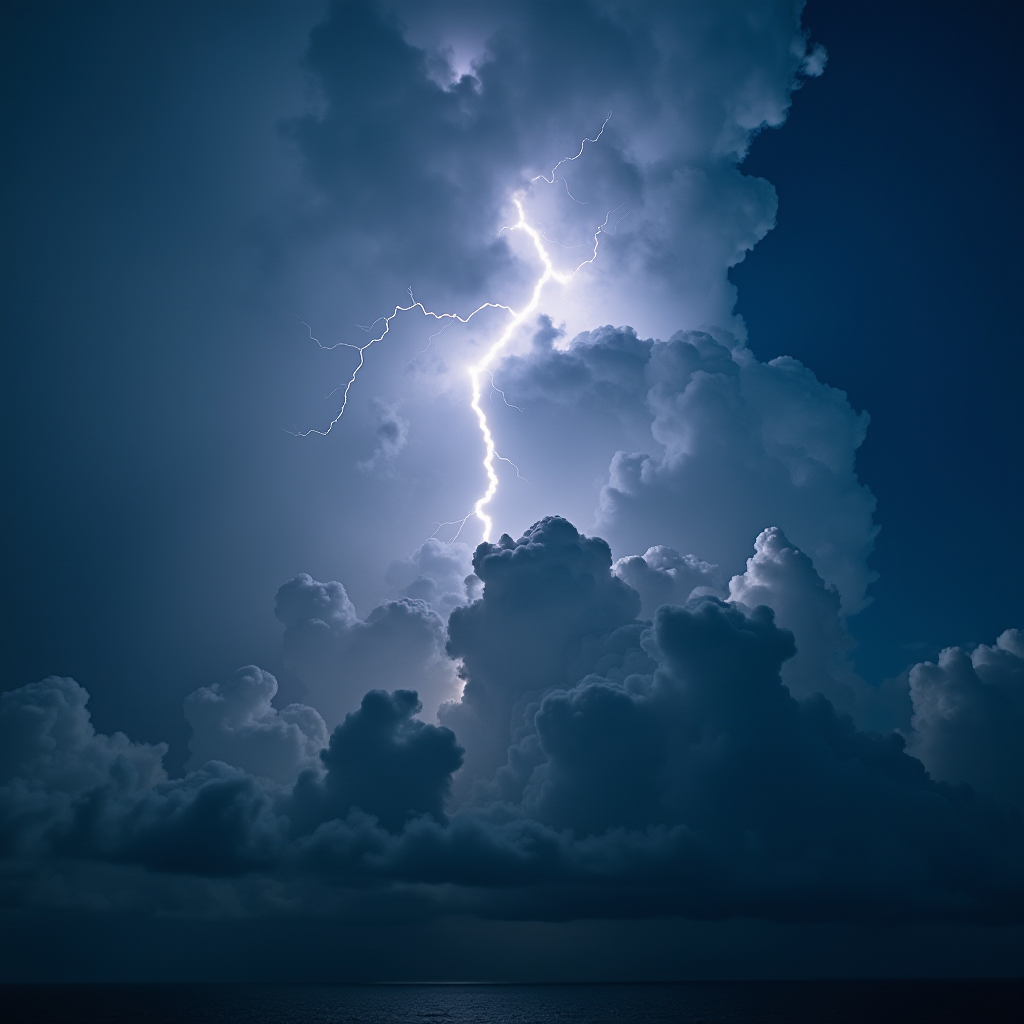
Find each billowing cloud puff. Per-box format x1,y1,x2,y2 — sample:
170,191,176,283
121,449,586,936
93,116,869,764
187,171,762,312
496,325,875,611
66,762,287,877
613,545,723,619
184,666,328,785
598,330,876,612
906,630,1023,807
275,573,460,726
0,677,285,876
384,537,477,619
290,0,823,342
442,516,641,779
728,527,862,714
476,598,1021,921
0,520,1021,925
0,525,1018,926
290,689,463,835
0,677,167,797
0,676,167,859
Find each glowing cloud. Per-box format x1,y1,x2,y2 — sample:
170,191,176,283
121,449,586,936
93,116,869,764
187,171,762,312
299,127,618,544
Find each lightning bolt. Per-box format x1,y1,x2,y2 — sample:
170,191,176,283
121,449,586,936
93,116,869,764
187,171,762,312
468,193,611,541
290,299,514,438
532,112,612,204
297,121,618,545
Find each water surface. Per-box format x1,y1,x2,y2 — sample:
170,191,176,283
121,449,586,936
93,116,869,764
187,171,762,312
1,980,1020,1023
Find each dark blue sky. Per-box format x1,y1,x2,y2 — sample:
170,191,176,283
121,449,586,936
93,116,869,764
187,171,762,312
1,0,1021,982
734,0,1024,682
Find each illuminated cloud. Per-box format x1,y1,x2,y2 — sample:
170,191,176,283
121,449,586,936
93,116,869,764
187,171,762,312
729,527,862,712
495,325,876,611
275,574,461,726
613,545,724,619
289,0,825,359
2,0,1020,980
384,537,477,619
442,517,642,782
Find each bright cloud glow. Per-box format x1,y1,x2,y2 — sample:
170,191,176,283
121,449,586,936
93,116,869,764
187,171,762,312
299,129,618,544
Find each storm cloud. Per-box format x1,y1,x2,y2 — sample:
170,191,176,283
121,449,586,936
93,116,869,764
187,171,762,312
2,0,1021,982
275,572,461,727
2,516,1021,928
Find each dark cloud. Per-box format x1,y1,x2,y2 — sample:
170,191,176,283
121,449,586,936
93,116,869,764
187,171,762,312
906,630,1023,807
3,0,1021,979
184,666,327,785
0,677,281,877
1,519,1020,926
70,763,287,877
0,677,167,799
290,689,463,834
442,516,641,779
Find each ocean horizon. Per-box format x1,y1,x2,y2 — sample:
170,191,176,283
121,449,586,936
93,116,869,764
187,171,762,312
1,979,1021,1023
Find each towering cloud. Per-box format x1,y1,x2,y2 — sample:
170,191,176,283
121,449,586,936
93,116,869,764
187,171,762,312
0,676,167,838
275,573,460,725
272,0,854,620
495,325,876,611
728,527,861,712
2,0,1020,980
442,517,642,780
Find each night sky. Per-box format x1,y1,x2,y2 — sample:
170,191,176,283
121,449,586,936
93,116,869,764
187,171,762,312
1,0,1021,982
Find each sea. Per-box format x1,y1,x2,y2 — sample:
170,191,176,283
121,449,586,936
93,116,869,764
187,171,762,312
0,981,1021,1023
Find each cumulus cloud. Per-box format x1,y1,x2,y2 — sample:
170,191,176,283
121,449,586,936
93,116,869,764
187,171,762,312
492,325,876,612
384,537,476,619
184,666,328,785
0,518,1021,926
482,598,1021,921
613,545,723,618
728,527,862,712
275,573,461,726
598,330,876,612
4,0,1020,942
442,516,641,780
906,630,1023,807
0,676,166,859
70,762,287,877
277,2,855,631
0,677,167,798
290,689,463,834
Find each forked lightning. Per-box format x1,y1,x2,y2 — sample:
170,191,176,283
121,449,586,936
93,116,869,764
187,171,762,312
298,122,617,543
